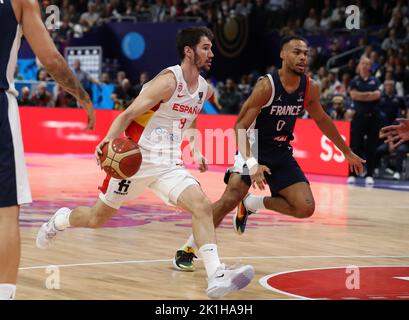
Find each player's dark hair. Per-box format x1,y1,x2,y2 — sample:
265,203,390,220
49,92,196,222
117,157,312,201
176,26,214,60
280,35,308,51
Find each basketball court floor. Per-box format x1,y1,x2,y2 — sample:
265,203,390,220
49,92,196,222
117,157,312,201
17,154,409,300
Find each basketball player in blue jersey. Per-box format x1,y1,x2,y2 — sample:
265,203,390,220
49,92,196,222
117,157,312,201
0,0,95,299
173,35,366,271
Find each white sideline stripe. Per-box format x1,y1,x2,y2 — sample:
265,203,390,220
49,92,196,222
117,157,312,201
19,255,409,270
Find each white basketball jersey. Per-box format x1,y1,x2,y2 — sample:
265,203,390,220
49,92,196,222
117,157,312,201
138,65,208,164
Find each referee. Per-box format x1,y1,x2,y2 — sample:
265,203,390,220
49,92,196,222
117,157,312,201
348,56,382,185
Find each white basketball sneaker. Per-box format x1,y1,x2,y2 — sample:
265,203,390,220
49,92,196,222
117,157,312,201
36,207,70,249
206,264,255,299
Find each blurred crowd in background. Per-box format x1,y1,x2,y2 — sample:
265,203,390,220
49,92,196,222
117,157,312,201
15,0,409,180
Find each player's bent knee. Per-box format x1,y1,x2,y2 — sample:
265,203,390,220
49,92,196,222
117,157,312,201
294,201,315,219
191,198,213,218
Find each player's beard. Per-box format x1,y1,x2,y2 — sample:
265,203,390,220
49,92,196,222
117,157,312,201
290,64,304,76
193,51,209,72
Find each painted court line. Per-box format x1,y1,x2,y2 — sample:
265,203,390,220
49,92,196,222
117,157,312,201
19,255,409,271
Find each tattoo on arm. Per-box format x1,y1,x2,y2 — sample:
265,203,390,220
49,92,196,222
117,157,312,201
45,55,91,104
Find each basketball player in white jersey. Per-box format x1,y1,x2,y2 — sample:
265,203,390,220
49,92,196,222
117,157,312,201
0,0,95,300
36,26,254,299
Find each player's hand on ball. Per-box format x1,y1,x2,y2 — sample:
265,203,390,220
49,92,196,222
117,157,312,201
250,165,271,191
95,138,110,166
345,150,366,176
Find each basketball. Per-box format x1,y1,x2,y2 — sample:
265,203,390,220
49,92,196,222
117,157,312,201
100,138,142,179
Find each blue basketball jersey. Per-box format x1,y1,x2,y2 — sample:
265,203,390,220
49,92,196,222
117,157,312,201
251,70,309,156
0,0,21,95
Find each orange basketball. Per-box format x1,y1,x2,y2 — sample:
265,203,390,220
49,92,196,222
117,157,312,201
100,138,142,179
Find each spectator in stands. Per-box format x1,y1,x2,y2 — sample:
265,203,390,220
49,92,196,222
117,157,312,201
72,59,101,96
370,51,381,75
55,85,78,108
379,80,407,126
340,58,357,80
115,70,126,86
100,72,111,84
328,95,354,121
303,8,319,34
134,71,149,96
382,29,399,51
328,71,342,96
17,87,33,106
375,82,409,182
236,0,252,16
37,69,49,82
150,0,167,22
348,56,382,185
56,17,73,43
111,78,136,110
374,138,409,180
218,78,242,115
169,0,185,21
14,64,23,81
66,3,80,24
237,73,252,102
80,1,101,28
331,0,345,28
319,8,332,32
380,70,405,97
31,82,53,107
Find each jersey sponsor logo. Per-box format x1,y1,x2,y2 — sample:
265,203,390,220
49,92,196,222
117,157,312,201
273,135,288,142
172,103,200,115
114,180,131,195
269,105,303,116
177,94,186,98
276,94,282,102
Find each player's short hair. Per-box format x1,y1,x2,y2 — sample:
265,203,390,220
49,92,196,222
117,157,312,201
280,35,308,51
176,26,214,60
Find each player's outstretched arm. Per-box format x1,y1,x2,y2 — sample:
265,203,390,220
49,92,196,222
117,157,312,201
234,77,271,190
95,71,176,164
19,0,95,130
380,118,409,148
306,80,366,176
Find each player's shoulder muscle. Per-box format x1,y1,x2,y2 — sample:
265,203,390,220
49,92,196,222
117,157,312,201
248,75,272,108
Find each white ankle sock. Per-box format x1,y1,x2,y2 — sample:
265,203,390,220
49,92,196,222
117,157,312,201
54,209,71,230
0,284,16,300
179,234,197,251
199,244,221,277
244,195,265,212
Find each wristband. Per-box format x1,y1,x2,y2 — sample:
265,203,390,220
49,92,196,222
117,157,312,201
246,157,258,173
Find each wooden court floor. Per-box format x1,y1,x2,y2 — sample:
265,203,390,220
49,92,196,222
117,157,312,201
16,154,409,300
